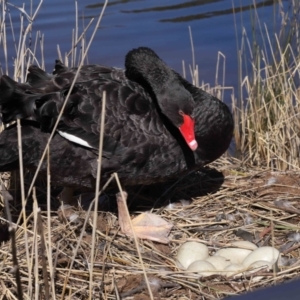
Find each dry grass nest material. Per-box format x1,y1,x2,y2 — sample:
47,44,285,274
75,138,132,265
1,156,300,299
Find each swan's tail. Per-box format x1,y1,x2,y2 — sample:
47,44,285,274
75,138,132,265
0,74,55,124
26,65,52,87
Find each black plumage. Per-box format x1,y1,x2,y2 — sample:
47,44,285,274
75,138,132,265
0,47,234,189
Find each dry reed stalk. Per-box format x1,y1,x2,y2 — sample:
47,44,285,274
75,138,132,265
89,91,106,299
46,147,56,298
114,173,154,300
6,0,44,81
188,26,196,82
33,188,50,299
17,119,33,296
4,191,23,300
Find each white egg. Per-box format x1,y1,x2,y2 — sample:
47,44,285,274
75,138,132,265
68,213,80,223
214,248,252,264
223,263,245,277
244,260,274,283
187,260,217,277
176,242,209,269
205,256,231,271
243,246,279,268
247,260,273,272
229,241,258,250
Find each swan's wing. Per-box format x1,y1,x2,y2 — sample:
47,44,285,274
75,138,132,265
0,120,98,189
0,65,170,175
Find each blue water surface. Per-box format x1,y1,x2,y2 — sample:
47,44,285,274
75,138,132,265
1,0,286,102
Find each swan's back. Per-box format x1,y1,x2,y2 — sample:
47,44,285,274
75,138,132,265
0,47,234,189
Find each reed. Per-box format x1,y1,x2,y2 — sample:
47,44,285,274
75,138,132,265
233,0,300,170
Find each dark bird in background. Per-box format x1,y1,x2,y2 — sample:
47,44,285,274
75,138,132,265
0,47,234,203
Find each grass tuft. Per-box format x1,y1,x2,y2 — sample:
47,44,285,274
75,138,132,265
233,0,300,170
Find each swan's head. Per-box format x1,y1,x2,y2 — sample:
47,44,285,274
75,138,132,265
157,84,198,151
125,47,198,151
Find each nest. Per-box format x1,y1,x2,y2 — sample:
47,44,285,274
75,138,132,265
1,156,300,299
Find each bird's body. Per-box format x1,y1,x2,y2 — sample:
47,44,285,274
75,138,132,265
0,47,234,190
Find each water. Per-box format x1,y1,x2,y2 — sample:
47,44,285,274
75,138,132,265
1,0,283,102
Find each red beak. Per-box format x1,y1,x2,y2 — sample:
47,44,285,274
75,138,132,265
178,114,198,151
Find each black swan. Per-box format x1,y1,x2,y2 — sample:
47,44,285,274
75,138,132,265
0,47,234,191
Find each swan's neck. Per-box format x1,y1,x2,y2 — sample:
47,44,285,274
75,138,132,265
126,57,173,95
